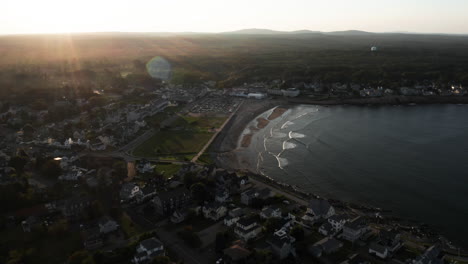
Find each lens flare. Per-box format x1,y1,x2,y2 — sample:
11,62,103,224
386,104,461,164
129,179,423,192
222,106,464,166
146,56,171,80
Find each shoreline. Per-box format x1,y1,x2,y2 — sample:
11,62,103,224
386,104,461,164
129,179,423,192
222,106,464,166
212,97,468,251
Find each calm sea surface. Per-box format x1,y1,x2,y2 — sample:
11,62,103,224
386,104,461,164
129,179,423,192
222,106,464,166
239,104,468,246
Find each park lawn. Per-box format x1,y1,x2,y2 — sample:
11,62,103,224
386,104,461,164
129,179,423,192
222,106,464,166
155,163,182,178
183,114,228,130
133,131,213,158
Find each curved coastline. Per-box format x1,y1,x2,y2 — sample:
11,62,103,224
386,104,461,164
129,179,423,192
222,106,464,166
212,99,468,251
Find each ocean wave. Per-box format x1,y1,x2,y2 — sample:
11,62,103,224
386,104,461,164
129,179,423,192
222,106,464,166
282,141,297,150
289,131,306,139
274,155,289,169
281,121,295,129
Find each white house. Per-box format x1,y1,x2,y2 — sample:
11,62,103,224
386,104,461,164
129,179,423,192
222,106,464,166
235,218,262,241
302,198,335,223
133,237,165,264
342,217,369,243
327,214,349,233
120,183,142,201
224,208,244,227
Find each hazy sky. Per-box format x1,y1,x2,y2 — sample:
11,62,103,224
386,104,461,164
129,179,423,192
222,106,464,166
1,0,467,34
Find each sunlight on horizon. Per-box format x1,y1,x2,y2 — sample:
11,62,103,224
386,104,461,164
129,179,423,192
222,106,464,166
1,0,468,35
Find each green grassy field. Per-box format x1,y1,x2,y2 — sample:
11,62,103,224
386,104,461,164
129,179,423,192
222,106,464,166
134,113,227,159
154,163,182,178
133,131,213,158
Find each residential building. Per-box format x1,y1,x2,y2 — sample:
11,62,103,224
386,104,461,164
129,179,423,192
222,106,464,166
240,187,273,205
234,217,262,241
369,229,402,259
267,229,296,259
223,241,252,264
120,183,142,201
327,214,349,233
152,187,191,216
202,202,228,221
224,208,244,227
98,216,119,234
314,237,343,254
133,237,165,264
260,206,282,219
342,217,369,243
302,198,335,223
412,245,444,264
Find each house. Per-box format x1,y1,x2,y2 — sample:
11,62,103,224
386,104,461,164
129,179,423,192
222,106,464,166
314,237,343,254
281,88,301,97
215,187,230,203
267,229,296,259
234,217,262,241
98,216,119,234
138,185,157,202
57,197,92,218
319,222,334,236
240,187,273,205
302,198,335,223
412,245,444,264
83,234,104,250
120,183,142,202
133,237,165,264
260,206,282,219
368,229,402,259
223,241,252,264
224,208,244,227
152,187,191,216
342,217,369,243
21,216,37,232
202,202,228,221
327,214,349,233
136,160,155,174
369,242,389,259
170,210,188,224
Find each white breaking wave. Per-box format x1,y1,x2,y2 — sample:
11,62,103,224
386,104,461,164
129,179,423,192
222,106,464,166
289,131,306,139
274,155,289,169
282,141,297,150
281,121,294,129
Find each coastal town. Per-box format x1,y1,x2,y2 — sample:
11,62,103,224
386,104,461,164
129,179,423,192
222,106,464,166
1,77,468,264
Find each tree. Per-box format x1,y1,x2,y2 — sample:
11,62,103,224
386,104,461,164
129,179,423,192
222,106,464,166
190,182,207,204
215,231,230,253
40,159,62,179
151,256,171,264
68,250,95,264
9,156,29,175
290,225,304,242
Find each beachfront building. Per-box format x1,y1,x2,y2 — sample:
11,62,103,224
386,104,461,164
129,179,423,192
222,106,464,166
302,198,335,223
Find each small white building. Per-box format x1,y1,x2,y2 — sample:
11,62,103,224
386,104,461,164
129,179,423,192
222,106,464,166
247,93,267,99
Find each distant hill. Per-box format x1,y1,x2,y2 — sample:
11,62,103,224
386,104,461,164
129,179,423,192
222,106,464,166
221,28,376,36
221,28,287,35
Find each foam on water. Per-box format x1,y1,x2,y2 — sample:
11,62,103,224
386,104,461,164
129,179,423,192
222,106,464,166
274,155,289,169
281,121,295,129
282,141,298,150
289,131,306,139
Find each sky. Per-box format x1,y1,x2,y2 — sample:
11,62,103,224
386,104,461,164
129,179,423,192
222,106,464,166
1,0,468,35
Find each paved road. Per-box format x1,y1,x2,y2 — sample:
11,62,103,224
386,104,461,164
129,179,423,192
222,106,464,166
197,220,226,248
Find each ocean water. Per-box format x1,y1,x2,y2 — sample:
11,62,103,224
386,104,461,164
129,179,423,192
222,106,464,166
239,104,468,246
